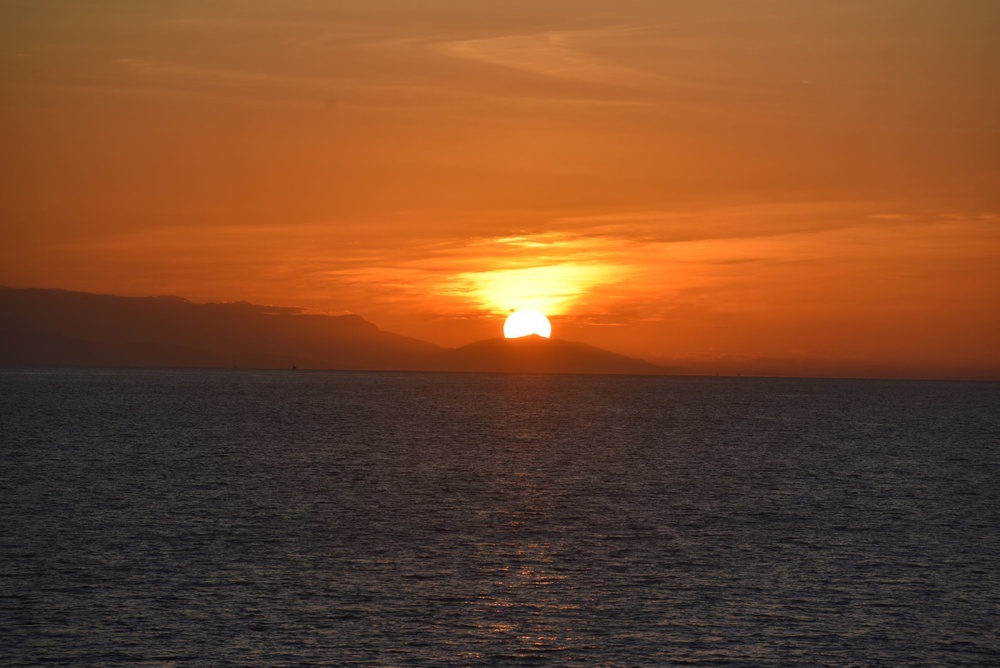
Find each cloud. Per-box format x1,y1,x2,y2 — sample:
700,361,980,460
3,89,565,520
431,28,660,88
19,200,997,342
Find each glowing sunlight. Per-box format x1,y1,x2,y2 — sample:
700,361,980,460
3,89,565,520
503,309,552,339
452,263,614,317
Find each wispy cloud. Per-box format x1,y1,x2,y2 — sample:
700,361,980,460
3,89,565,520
431,28,660,88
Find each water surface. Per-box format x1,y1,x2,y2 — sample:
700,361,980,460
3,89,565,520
2,369,998,665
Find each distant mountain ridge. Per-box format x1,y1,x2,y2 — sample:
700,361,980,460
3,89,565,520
443,336,663,375
0,287,670,375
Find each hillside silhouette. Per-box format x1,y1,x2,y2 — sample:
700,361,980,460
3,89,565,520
0,288,671,375
442,335,663,375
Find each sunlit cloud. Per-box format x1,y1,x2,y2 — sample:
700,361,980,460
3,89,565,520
48,201,990,328
318,228,627,317
113,57,480,109
442,262,618,315
432,29,659,88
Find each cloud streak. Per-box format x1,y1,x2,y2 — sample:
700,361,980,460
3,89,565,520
432,28,660,88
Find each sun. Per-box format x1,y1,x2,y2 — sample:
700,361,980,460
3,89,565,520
503,309,552,339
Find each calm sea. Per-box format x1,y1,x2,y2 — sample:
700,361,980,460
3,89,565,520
2,369,998,666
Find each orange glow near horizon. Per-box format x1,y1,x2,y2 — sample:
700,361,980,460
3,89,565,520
450,261,617,317
1,1,998,378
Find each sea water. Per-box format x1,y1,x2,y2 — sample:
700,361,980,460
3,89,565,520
2,369,998,666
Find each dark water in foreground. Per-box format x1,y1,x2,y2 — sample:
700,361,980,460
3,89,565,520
1,369,999,666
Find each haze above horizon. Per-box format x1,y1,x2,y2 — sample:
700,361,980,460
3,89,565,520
1,0,998,379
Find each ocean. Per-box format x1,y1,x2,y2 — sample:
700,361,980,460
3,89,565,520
2,368,998,666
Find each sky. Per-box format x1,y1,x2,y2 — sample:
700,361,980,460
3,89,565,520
1,0,998,378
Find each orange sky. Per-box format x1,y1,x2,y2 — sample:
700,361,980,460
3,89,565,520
2,0,998,378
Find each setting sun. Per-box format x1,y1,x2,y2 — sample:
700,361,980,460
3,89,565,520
503,310,552,339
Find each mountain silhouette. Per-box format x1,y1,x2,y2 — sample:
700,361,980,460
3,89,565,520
0,287,672,375
440,335,663,375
